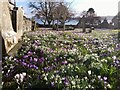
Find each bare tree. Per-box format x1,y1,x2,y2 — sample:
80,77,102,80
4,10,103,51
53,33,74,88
54,2,74,30
29,2,57,26
29,1,74,30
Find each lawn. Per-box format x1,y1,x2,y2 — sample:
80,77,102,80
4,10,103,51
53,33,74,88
2,29,120,90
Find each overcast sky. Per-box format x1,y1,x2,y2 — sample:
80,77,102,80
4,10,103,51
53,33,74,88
71,0,120,16
16,0,120,18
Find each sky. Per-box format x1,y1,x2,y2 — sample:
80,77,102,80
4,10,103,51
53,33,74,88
16,0,120,18
71,0,120,16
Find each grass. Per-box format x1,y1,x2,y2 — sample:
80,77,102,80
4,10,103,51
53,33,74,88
2,29,120,89
7,29,119,57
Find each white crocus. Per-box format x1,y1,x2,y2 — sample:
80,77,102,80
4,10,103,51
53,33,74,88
15,74,20,79
112,56,116,60
88,70,92,75
22,72,26,77
20,74,24,82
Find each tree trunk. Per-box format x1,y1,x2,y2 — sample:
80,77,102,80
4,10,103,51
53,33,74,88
83,23,86,32
43,21,46,26
52,20,55,29
32,21,36,31
82,16,86,33
52,20,54,26
48,21,51,27
63,22,65,31
56,20,59,31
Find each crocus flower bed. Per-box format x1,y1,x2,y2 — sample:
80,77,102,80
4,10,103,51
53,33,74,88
2,30,120,90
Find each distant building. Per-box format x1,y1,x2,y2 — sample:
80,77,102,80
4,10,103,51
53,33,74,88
112,12,120,29
112,1,120,29
99,18,109,29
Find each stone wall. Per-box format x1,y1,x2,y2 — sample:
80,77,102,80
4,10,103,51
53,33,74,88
23,16,32,32
0,0,32,54
17,7,24,39
0,0,18,53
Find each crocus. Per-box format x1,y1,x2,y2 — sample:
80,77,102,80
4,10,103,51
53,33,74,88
23,55,29,59
27,51,33,55
39,57,44,63
34,58,38,62
62,61,68,65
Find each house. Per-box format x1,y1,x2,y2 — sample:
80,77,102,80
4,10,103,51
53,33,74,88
112,12,120,29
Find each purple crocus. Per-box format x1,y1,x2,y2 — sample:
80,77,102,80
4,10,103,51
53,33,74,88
55,70,59,74
115,60,119,64
34,58,38,62
103,77,107,81
51,82,55,87
29,64,38,69
115,48,120,51
44,67,48,71
22,62,27,66
43,66,51,71
52,63,56,68
62,77,69,86
54,58,57,62
33,65,38,70
30,57,33,62
16,60,19,63
38,75,40,80
49,49,54,53
100,53,109,57
27,51,33,55
48,67,51,71
62,61,68,65
39,57,44,63
27,64,30,68
29,65,33,68
23,55,29,59
35,40,38,43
